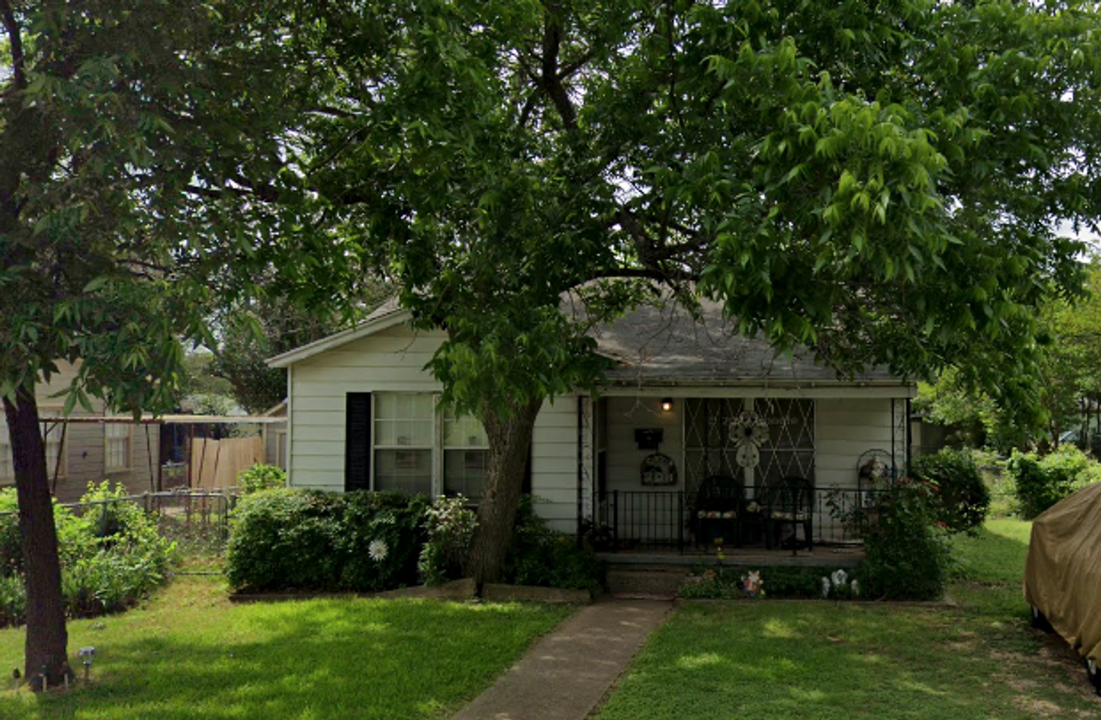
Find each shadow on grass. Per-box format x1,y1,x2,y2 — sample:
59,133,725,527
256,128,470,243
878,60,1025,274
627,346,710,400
1,598,568,720
595,602,1098,720
951,520,1032,622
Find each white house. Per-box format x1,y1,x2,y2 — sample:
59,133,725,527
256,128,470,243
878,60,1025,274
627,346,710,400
269,300,914,549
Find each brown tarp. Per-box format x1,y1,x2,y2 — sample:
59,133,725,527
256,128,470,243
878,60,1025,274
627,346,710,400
1023,482,1101,664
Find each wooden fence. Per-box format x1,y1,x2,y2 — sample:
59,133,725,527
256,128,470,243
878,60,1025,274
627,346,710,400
189,437,264,490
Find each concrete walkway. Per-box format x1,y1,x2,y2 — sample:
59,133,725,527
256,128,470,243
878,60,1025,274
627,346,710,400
450,597,672,720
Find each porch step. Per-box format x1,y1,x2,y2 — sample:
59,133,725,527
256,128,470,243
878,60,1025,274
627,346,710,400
606,566,689,600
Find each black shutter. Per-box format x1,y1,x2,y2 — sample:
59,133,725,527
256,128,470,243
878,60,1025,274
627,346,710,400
345,393,372,492
522,444,533,495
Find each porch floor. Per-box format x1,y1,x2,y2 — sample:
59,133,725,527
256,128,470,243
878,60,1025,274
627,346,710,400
598,544,864,569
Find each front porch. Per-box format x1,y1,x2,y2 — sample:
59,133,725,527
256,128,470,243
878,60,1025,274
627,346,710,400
592,485,871,557
584,393,910,566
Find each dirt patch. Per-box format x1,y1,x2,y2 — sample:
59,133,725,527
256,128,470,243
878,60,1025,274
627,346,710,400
946,630,978,652
1013,696,1064,717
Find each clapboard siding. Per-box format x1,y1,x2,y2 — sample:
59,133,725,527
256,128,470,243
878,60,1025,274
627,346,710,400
530,398,581,533
288,326,445,490
816,397,894,490
288,323,584,531
285,320,910,534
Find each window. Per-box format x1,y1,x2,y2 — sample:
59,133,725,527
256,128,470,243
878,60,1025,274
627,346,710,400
105,423,132,472
364,393,490,499
0,419,66,481
443,410,488,500
373,393,433,495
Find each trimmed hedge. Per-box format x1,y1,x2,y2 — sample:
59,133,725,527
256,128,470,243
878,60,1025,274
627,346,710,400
225,489,429,593
228,491,606,596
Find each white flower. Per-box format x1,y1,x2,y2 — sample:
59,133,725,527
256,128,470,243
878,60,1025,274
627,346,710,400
368,539,389,562
831,569,849,588
851,580,860,598
821,577,831,599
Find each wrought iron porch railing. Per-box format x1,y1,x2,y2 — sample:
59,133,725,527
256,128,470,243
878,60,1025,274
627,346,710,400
594,486,874,553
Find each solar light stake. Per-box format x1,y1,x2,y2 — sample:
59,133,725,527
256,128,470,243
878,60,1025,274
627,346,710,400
78,647,96,681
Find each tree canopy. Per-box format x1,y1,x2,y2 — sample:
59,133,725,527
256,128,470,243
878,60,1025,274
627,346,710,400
4,0,1101,666
918,258,1101,452
291,0,1101,579
0,0,342,683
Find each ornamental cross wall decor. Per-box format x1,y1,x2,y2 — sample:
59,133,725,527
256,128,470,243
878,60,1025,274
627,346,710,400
729,410,768,468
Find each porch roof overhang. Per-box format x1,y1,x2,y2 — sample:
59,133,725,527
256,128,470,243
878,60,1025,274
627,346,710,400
594,380,916,399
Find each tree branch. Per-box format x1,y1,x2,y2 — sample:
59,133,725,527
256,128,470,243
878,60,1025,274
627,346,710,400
541,11,577,131
0,0,26,90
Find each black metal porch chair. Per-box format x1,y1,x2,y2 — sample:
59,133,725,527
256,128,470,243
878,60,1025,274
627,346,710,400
764,476,814,553
692,475,745,548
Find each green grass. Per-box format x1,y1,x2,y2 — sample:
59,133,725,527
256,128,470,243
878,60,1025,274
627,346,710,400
0,577,571,720
595,518,1101,719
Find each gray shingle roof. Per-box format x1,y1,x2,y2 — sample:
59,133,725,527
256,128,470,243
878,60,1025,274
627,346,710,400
592,300,898,384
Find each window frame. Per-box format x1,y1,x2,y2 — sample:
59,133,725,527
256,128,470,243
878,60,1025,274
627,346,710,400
366,392,490,500
104,421,134,473
442,408,490,500
370,392,436,496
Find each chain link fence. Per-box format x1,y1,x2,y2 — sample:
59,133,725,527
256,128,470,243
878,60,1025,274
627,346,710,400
1,490,237,552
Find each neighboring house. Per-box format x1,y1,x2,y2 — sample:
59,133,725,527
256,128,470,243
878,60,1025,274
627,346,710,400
0,361,160,502
261,401,288,471
268,301,915,546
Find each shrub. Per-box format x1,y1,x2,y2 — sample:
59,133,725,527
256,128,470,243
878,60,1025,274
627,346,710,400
910,449,990,534
500,496,605,595
225,489,430,593
0,574,25,627
225,490,344,591
0,483,176,627
859,481,952,601
418,495,477,586
338,491,428,591
0,491,20,577
63,548,169,618
1009,446,1100,519
237,464,287,494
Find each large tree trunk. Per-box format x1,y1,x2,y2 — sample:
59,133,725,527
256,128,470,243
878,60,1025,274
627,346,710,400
2,385,69,689
466,398,544,587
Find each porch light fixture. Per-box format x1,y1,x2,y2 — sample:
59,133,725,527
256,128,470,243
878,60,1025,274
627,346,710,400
660,398,674,413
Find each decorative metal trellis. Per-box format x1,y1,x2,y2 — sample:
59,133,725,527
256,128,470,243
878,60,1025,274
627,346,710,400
684,397,815,495
755,398,816,488
684,398,744,496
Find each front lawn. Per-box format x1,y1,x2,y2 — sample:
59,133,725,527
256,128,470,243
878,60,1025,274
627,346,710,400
0,577,571,720
594,519,1101,719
